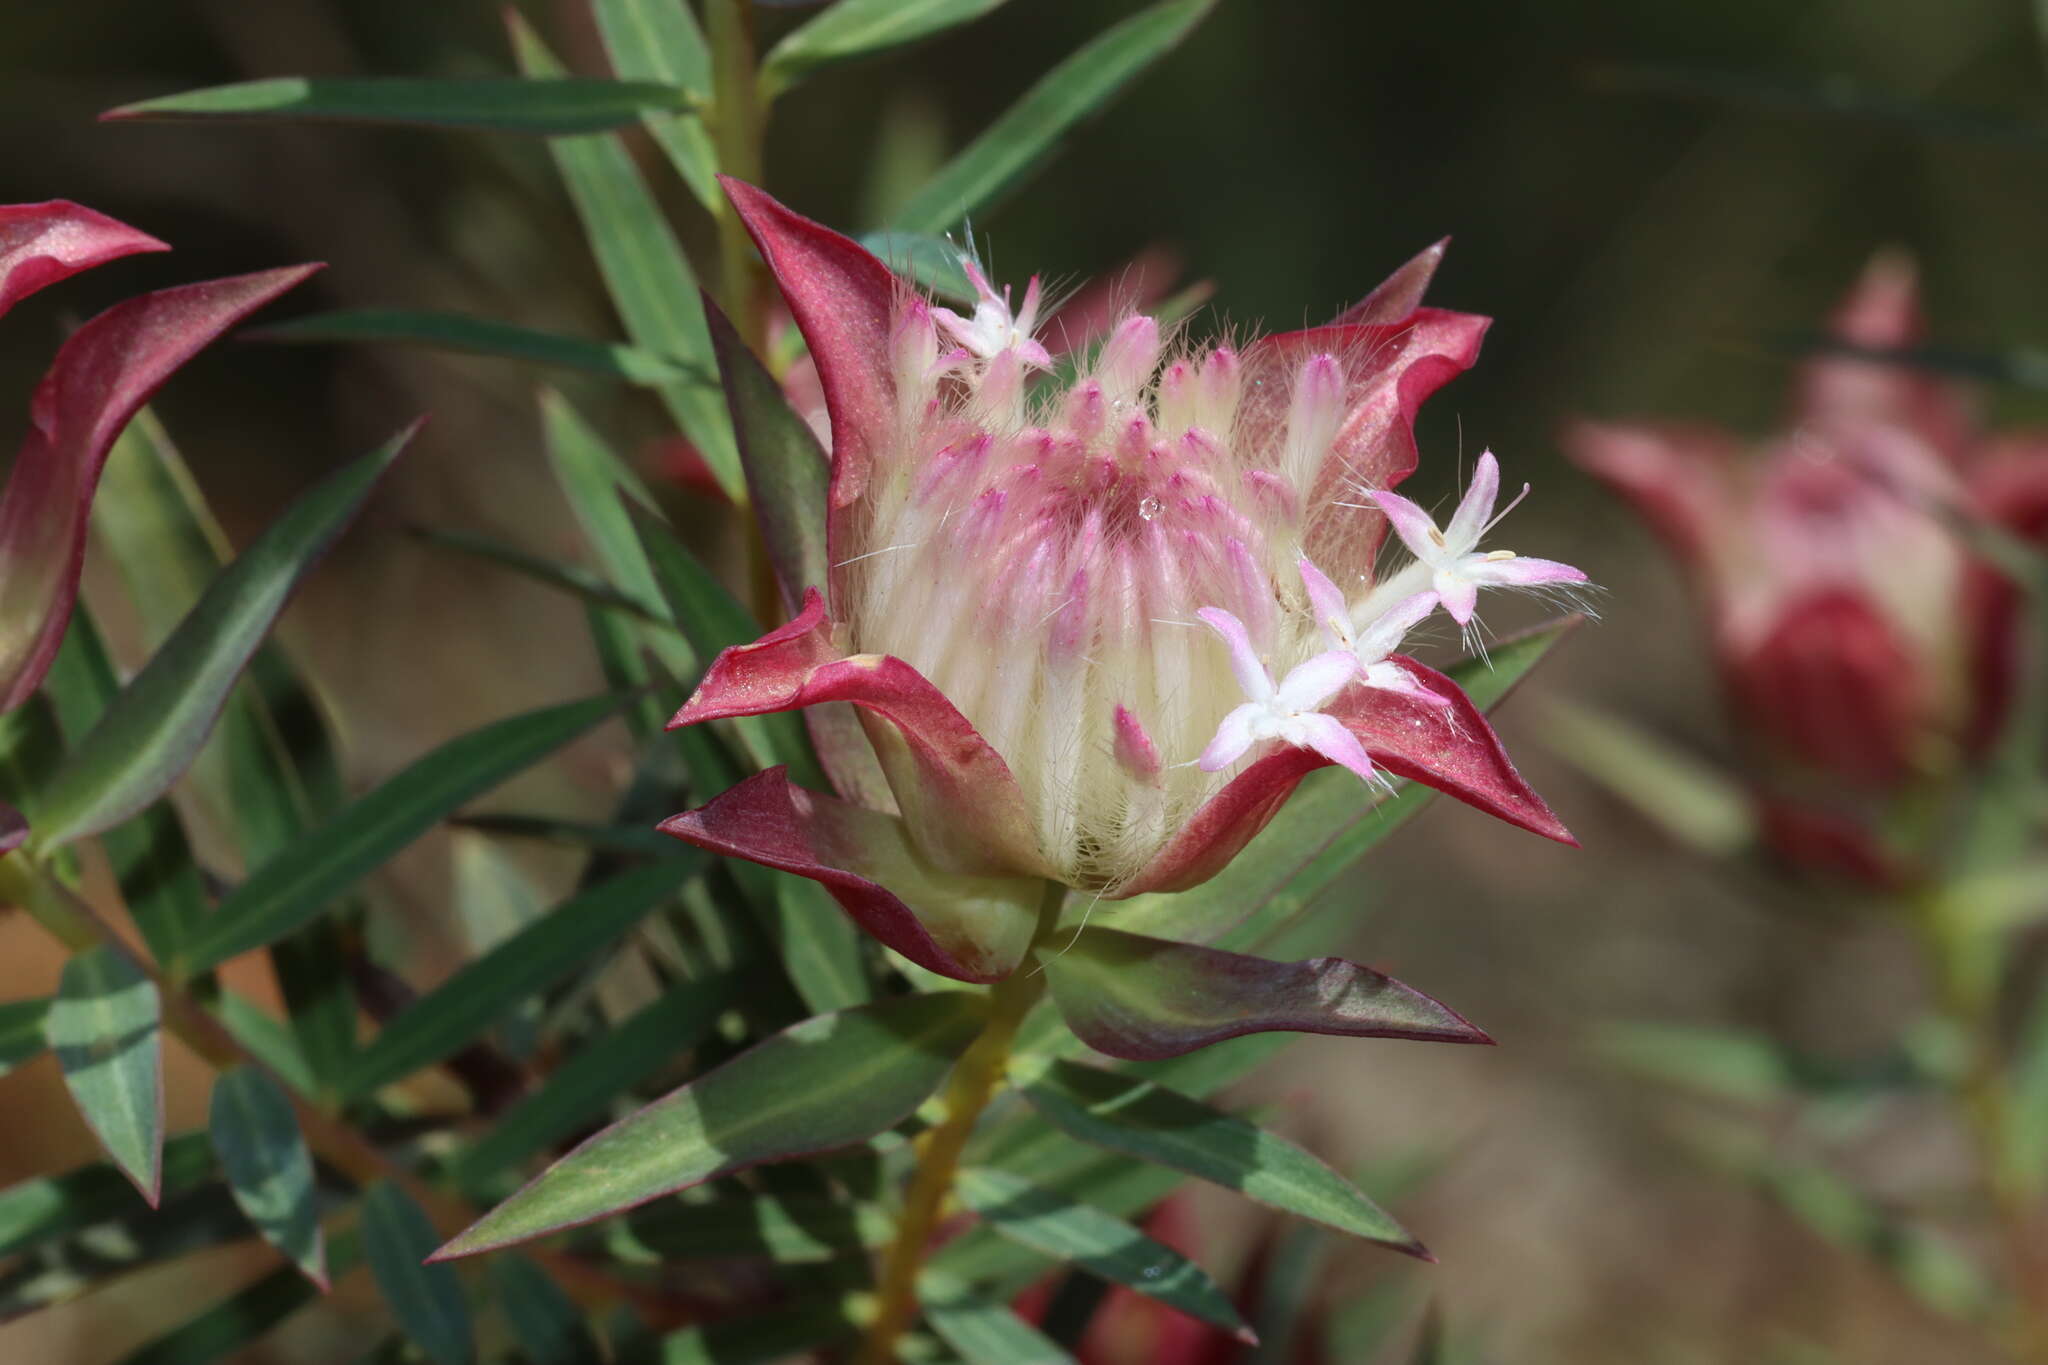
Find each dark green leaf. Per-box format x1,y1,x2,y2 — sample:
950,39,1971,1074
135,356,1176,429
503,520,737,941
0,999,47,1078
341,856,700,1100
920,1279,1075,1364
50,947,164,1204
113,1233,361,1365
655,1298,860,1363
209,1066,326,1287
0,1134,212,1259
249,309,701,384
1015,1059,1422,1255
411,524,673,624
452,811,682,858
182,693,625,976
510,20,741,500
32,424,416,848
764,0,1011,94
489,1255,602,1365
450,973,734,1191
363,1183,474,1365
892,0,1217,234
434,992,984,1259
105,77,695,135
859,231,976,303
620,1190,892,1263
593,0,720,207
956,1166,1251,1341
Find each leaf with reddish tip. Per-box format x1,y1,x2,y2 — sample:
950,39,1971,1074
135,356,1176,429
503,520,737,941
1041,926,1489,1061
0,201,166,320
50,947,164,1205
0,264,321,715
1332,238,1449,327
660,766,1041,983
721,178,901,521
30,419,415,848
431,992,983,1261
210,1066,328,1290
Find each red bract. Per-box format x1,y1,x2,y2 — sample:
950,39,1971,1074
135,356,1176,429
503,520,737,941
0,201,318,713
664,181,1577,981
1569,251,2048,789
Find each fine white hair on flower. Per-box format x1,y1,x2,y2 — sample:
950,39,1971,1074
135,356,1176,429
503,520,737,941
838,255,1588,888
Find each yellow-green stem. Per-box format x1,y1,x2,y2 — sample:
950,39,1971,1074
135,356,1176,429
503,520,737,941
854,883,1066,1365
1910,884,2048,1362
706,0,767,354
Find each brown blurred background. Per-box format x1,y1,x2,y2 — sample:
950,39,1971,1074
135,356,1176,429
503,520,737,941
4,0,2048,1359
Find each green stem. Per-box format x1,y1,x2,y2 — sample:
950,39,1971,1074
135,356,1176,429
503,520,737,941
854,882,1066,1365
706,0,768,353
1911,884,2048,1361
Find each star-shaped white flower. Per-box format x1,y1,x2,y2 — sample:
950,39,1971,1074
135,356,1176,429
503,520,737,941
932,258,1053,368
1196,606,1379,783
1296,558,1446,704
1370,450,1588,625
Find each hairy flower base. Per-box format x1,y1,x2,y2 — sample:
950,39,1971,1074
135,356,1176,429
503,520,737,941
663,180,1582,982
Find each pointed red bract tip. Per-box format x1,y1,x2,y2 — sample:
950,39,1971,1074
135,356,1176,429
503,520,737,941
0,201,169,321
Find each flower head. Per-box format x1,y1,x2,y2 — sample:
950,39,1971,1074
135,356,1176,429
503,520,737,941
661,181,1582,983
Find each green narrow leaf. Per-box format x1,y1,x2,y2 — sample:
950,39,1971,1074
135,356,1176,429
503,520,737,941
489,1255,602,1365
539,390,676,625
209,1066,327,1288
1542,701,1754,855
31,423,417,848
453,811,682,858
510,19,742,500
434,992,984,1259
450,973,735,1191
763,0,1011,94
249,309,700,385
105,76,695,134
593,0,720,208
340,855,701,1100
765,875,873,1014
0,1134,213,1259
0,999,48,1078
892,0,1217,234
363,1183,475,1365
858,231,977,303
620,1190,893,1263
411,525,673,624
49,947,165,1204
920,1278,1075,1365
180,693,626,976
956,1166,1252,1341
1014,1058,1422,1255
655,1298,861,1364
113,1232,361,1365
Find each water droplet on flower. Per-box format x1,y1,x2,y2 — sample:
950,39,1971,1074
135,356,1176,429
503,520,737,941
1138,496,1163,521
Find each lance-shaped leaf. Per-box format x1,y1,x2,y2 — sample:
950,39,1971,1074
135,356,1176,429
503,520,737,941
1014,1058,1424,1257
919,1276,1076,1365
0,1133,213,1260
104,76,695,135
956,1166,1252,1341
890,0,1218,234
0,998,47,1077
1040,927,1488,1062
0,201,166,319
49,947,164,1205
363,1183,474,1365
30,420,415,848
593,0,719,208
432,992,984,1260
763,0,1011,94
180,693,624,976
621,1190,893,1263
249,308,699,385
0,264,319,714
209,1066,327,1289
488,1255,600,1365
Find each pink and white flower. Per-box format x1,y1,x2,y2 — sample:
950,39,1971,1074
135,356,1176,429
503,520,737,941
661,181,1582,983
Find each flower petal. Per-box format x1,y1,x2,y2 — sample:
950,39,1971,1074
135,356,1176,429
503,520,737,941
1469,554,1589,589
659,768,1041,984
1369,489,1440,562
673,588,1051,879
1196,703,1259,773
720,179,903,527
1288,711,1379,785
0,202,167,320
1297,557,1352,647
1330,238,1448,327
1435,572,1480,626
0,265,322,713
1195,606,1272,704
1272,649,1362,714
1444,450,1499,549
1042,926,1489,1061
1354,591,1439,661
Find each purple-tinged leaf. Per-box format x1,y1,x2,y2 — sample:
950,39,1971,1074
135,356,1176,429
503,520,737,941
0,201,166,320
0,265,321,714
0,801,24,855
1042,927,1489,1061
